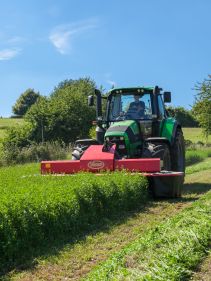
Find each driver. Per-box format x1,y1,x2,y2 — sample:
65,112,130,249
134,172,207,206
127,95,145,118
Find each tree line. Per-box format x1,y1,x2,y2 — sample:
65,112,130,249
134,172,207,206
6,75,211,150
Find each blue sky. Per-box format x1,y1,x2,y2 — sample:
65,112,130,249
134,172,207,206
0,0,211,117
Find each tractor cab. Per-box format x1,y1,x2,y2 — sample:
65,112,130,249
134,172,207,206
107,89,154,121
88,86,172,157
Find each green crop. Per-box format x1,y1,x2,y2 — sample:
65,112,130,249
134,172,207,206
86,190,211,281
186,148,211,166
0,164,148,272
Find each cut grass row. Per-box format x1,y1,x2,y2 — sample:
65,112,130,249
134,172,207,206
0,165,148,274
85,189,211,281
191,251,211,281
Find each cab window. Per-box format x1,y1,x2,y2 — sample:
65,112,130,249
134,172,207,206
158,95,165,118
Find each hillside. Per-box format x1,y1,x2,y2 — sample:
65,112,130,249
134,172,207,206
0,118,24,140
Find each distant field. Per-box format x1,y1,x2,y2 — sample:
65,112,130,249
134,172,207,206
182,127,210,143
0,118,24,140
0,119,210,144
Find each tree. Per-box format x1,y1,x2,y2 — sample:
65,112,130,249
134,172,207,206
166,106,198,127
26,77,96,143
12,88,40,116
192,75,211,139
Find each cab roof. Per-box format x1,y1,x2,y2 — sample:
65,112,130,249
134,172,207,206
107,86,155,96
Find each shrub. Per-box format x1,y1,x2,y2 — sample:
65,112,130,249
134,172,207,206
1,142,69,166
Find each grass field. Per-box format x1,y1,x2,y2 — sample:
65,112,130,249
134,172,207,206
183,127,210,143
0,165,148,274
3,160,211,281
0,118,24,140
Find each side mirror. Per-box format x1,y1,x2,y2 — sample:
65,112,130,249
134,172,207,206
88,95,94,106
163,92,171,103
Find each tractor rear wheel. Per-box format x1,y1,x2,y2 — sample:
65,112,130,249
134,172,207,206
171,129,185,197
143,143,178,198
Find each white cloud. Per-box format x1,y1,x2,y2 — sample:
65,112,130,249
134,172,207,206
107,79,117,88
0,48,21,60
104,73,117,88
7,36,25,44
49,19,98,54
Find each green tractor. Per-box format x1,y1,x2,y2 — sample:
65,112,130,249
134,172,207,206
72,86,185,197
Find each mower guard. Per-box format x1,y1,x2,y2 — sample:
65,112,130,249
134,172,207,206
41,145,161,173
41,145,184,197
41,144,183,177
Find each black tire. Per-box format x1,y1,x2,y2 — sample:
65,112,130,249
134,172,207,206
72,139,99,160
171,129,185,197
142,143,171,170
143,143,178,198
72,145,87,160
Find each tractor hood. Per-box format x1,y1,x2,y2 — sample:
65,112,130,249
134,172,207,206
105,120,140,142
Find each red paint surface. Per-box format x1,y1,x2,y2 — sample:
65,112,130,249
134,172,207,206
80,145,115,172
41,145,179,175
114,158,160,172
41,160,80,174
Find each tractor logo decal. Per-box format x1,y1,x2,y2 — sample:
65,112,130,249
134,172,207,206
88,160,105,170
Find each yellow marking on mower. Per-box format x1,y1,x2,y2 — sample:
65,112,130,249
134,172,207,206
45,163,51,169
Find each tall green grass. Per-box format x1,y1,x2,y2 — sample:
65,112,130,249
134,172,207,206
0,164,148,272
86,190,211,281
186,148,211,166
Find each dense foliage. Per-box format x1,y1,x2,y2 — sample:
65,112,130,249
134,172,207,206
86,190,211,280
0,166,148,272
166,106,198,127
5,78,96,151
26,78,96,143
0,141,68,166
193,75,211,139
12,88,40,116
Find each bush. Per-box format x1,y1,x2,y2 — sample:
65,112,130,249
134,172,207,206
167,106,198,127
0,142,69,166
25,78,96,143
184,139,193,148
0,168,148,272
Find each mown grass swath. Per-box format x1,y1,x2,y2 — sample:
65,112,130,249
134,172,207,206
85,190,211,281
0,164,148,273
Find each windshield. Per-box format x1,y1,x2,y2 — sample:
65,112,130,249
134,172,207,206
109,92,153,121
